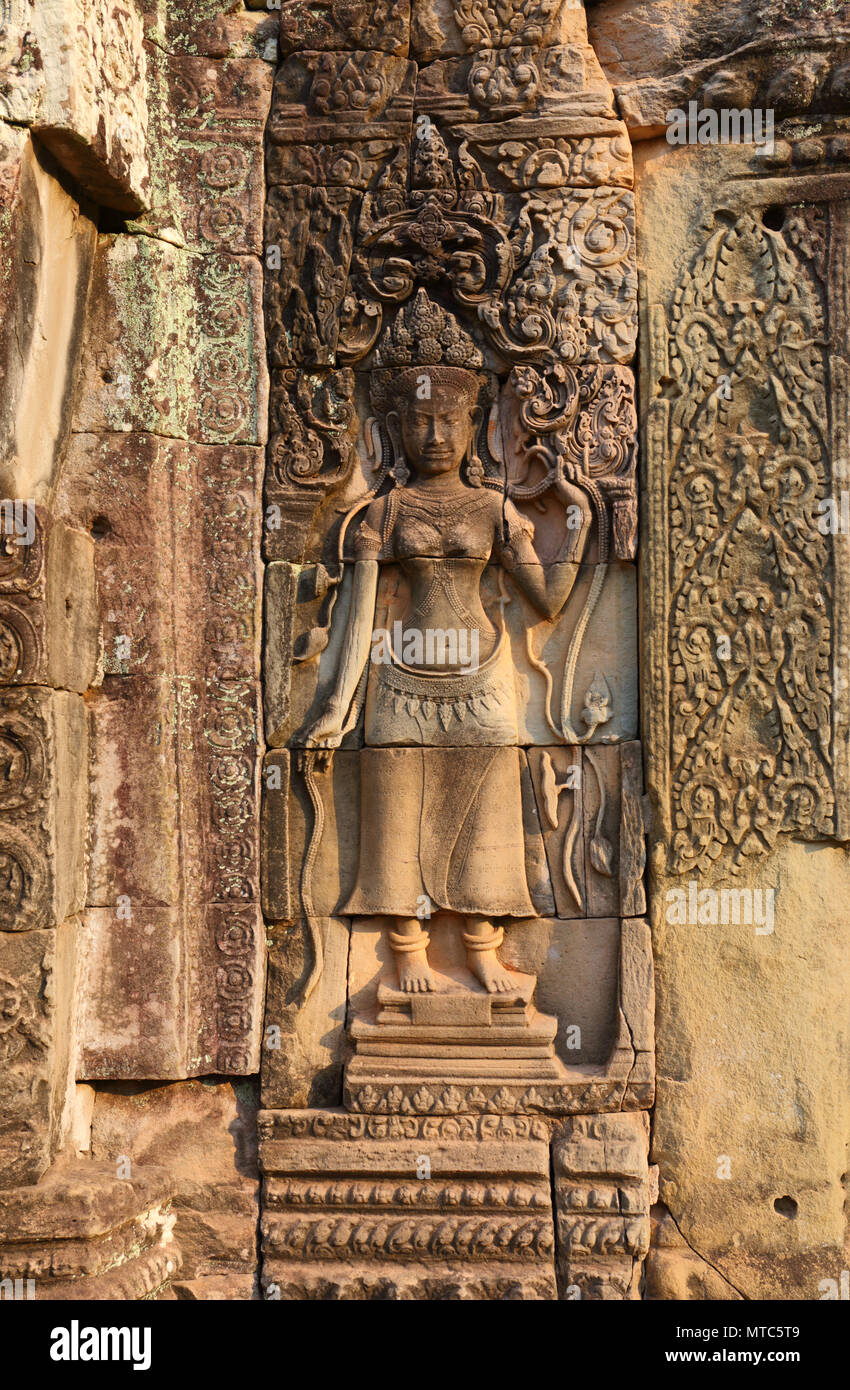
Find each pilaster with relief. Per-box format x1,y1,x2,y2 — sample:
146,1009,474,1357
258,0,650,1300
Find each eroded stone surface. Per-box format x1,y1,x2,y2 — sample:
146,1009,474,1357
279,0,411,57
56,428,265,1079
0,1159,181,1299
0,508,98,695
0,923,78,1186
90,1080,259,1289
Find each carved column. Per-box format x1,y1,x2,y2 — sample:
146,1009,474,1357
639,130,850,1297
0,0,279,1300
258,0,651,1299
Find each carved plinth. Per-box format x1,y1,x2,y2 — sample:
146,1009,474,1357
370,973,554,1044
554,1114,650,1300
343,918,655,1115
258,1108,557,1300
346,967,579,1113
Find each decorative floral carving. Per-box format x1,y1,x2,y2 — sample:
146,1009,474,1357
309,53,391,120
269,1212,555,1260
342,131,635,368
455,0,564,50
666,210,833,872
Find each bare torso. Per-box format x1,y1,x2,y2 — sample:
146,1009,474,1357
368,482,505,672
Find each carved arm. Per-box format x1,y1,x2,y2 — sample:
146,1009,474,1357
504,480,592,620
302,558,379,748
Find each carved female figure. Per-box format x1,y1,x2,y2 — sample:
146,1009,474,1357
303,292,591,994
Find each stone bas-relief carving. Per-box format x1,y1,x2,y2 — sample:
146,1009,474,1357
258,0,649,1296
2,0,846,1311
301,295,594,996
639,126,850,1298
276,288,648,1122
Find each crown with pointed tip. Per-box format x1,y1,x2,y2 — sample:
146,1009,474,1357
375,289,483,370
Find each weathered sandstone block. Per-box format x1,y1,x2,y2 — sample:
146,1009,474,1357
264,185,362,368
91,1080,259,1292
266,50,414,195
258,1108,557,1299
0,128,98,502
140,51,273,253
589,0,850,139
0,508,98,695
554,1111,650,1299
411,0,591,62
645,1205,743,1302
75,236,268,444
31,0,151,214
262,918,351,1108
278,0,411,57
415,45,617,125
0,689,88,932
85,678,183,910
0,1161,180,1299
77,895,265,1081
140,0,278,59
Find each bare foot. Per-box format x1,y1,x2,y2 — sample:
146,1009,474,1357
397,951,436,993
467,948,516,994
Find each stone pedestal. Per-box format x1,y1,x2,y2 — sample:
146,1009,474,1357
258,1108,557,1300
347,973,568,1103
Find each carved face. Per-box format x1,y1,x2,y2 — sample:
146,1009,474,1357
396,382,476,479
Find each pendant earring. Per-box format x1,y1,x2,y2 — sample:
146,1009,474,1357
465,436,485,487
386,412,409,487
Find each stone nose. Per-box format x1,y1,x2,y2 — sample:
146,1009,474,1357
425,414,446,446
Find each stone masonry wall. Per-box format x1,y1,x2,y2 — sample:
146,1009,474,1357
0,0,846,1306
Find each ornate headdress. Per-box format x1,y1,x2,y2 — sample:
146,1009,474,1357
370,289,484,414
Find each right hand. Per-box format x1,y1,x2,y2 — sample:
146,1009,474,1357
301,702,345,750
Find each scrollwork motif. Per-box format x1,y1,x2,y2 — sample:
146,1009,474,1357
666,210,833,872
